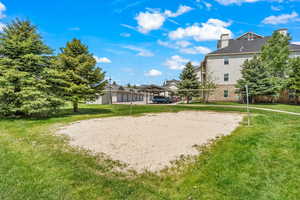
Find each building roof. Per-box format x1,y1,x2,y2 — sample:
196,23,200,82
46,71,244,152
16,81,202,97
236,32,264,40
164,79,179,86
208,36,300,56
139,84,166,91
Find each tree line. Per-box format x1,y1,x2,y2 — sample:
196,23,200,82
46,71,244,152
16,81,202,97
237,31,300,104
0,19,106,117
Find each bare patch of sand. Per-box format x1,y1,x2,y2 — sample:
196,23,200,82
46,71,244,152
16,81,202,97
57,111,243,172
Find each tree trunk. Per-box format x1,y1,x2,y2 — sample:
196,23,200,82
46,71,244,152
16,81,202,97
73,101,79,113
202,91,206,103
206,93,210,104
186,96,190,104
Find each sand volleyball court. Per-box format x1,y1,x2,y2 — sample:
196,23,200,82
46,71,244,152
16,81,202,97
57,111,243,172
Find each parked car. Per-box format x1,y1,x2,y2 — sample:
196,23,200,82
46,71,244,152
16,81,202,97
152,96,172,104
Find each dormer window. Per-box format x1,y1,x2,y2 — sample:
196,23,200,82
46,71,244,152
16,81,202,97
224,57,229,65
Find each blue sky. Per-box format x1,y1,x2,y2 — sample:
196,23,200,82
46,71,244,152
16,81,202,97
1,0,300,85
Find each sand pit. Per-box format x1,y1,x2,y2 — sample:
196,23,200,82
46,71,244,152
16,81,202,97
57,111,243,172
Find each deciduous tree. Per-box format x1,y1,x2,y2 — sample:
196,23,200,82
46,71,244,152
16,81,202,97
287,57,300,104
261,31,290,87
237,56,281,103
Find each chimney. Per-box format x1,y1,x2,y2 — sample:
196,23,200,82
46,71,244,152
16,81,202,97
218,34,230,49
276,28,288,36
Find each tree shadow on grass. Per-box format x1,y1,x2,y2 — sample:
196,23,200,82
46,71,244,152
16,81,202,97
0,107,114,122
57,107,113,117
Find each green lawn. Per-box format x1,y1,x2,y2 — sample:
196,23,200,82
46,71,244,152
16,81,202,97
189,101,300,113
1,104,300,200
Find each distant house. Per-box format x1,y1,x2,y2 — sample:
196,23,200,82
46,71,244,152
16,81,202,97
163,79,179,91
90,83,145,104
197,29,300,102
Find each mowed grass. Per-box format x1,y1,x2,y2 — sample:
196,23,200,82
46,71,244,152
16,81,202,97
189,101,300,113
0,104,300,200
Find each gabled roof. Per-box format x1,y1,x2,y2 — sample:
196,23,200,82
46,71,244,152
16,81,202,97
165,79,179,84
139,84,166,91
236,32,264,40
208,37,300,56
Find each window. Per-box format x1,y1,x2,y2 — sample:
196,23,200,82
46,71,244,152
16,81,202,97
224,57,229,65
224,73,229,82
224,90,229,98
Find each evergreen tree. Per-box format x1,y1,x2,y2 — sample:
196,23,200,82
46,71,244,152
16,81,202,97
57,39,106,112
236,56,280,103
287,57,300,104
0,19,65,117
177,62,200,104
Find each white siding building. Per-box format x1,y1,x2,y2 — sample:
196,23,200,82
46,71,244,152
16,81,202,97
199,29,300,102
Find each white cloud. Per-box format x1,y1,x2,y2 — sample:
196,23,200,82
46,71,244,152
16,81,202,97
158,40,191,48
213,0,287,5
94,56,112,63
192,61,200,67
262,12,299,25
292,42,300,45
135,5,192,33
164,55,189,70
121,23,137,31
169,18,232,41
214,0,260,5
157,40,173,48
164,5,193,18
123,45,154,57
180,46,211,55
158,40,210,55
176,40,192,48
271,5,281,11
135,11,165,33
204,2,213,9
0,2,6,19
145,69,162,76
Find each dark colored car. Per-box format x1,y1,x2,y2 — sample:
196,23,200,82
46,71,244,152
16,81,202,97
152,96,172,104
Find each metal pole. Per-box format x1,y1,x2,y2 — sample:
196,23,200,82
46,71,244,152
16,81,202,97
245,85,250,126
109,77,112,105
130,90,133,115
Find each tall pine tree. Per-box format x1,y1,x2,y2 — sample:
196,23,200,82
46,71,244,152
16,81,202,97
177,62,200,104
57,39,106,112
0,19,65,117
